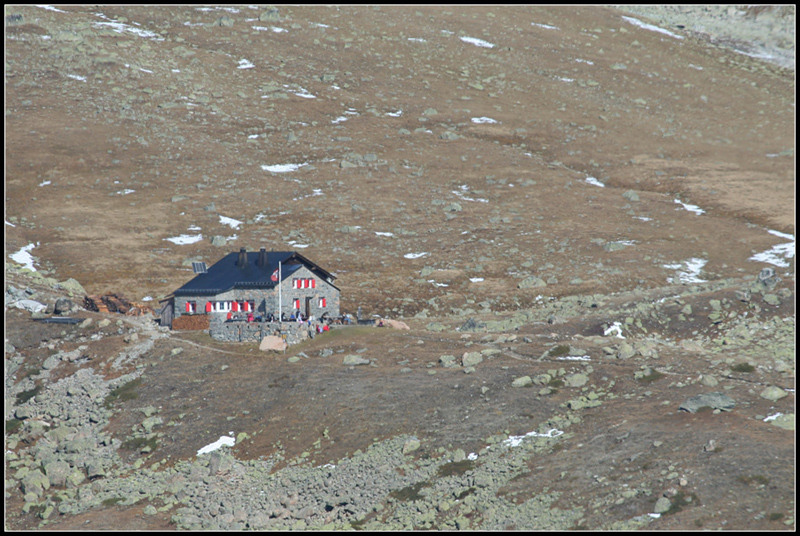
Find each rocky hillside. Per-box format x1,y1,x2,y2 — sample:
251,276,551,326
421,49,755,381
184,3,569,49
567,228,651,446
5,5,795,531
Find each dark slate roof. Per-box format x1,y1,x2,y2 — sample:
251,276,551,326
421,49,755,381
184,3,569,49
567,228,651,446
174,250,338,296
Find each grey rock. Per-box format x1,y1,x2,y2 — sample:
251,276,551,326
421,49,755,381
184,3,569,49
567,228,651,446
212,16,235,27
462,352,483,368
343,354,370,366
259,8,280,22
44,460,71,487
564,373,589,387
21,469,50,497
679,392,735,413
518,275,546,289
768,413,794,431
459,318,487,332
622,190,639,201
759,386,788,402
653,496,671,513
616,342,636,359
402,437,421,454
511,376,532,388
211,235,227,246
57,278,87,297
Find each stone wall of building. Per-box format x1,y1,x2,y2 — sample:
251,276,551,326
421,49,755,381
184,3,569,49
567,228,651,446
173,264,339,323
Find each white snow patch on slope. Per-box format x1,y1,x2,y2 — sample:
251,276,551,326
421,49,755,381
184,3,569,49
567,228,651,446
197,435,235,456
219,215,243,229
622,16,684,40
262,163,308,173
10,243,40,272
165,234,203,245
460,36,495,48
749,229,795,267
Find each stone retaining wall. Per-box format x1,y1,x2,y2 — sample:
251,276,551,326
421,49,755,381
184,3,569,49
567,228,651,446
209,315,321,346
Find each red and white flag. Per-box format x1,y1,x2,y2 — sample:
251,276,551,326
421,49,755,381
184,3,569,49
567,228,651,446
271,268,279,282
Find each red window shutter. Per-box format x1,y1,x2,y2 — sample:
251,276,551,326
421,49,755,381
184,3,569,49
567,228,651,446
321,298,326,307
311,279,316,288
205,302,212,313
244,301,249,312
232,301,239,312
293,299,300,309
186,302,191,313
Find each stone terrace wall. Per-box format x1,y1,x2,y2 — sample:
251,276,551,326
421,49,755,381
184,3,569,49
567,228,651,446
209,316,317,346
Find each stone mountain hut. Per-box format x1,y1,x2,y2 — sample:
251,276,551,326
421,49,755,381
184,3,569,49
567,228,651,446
160,247,340,330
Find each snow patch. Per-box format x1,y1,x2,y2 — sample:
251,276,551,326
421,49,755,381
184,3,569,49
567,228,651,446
219,215,243,229
404,252,429,259
165,234,203,245
556,355,591,361
262,163,308,173
237,59,255,69
459,36,495,48
10,243,39,272
674,198,705,215
604,321,625,339
664,258,707,284
622,16,684,40
749,230,794,268
502,428,564,448
36,5,67,13
585,177,604,187
93,21,162,40
197,435,235,456
471,116,498,124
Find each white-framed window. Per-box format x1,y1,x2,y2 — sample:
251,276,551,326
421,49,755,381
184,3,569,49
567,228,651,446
213,301,232,312
318,297,326,308
186,301,197,313
293,298,300,309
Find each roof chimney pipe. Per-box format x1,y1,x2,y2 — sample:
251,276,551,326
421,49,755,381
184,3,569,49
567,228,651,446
238,247,247,268
258,247,268,268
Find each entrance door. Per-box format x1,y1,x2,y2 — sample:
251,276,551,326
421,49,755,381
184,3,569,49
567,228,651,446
305,297,312,319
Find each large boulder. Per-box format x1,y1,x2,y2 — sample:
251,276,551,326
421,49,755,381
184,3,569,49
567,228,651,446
343,354,370,366
54,298,76,314
679,392,735,413
259,335,287,352
381,318,410,330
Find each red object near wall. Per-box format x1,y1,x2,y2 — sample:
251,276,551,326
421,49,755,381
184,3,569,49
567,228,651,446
186,302,191,313
311,279,316,288
243,301,249,312
232,301,239,312
205,302,212,313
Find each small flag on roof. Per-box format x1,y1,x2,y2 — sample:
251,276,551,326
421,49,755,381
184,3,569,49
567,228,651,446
271,268,279,282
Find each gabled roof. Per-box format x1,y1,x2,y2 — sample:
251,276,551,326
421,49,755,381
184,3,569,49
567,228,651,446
174,249,338,296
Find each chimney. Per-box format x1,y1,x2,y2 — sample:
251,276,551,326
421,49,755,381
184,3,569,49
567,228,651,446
258,247,268,268
238,247,247,268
